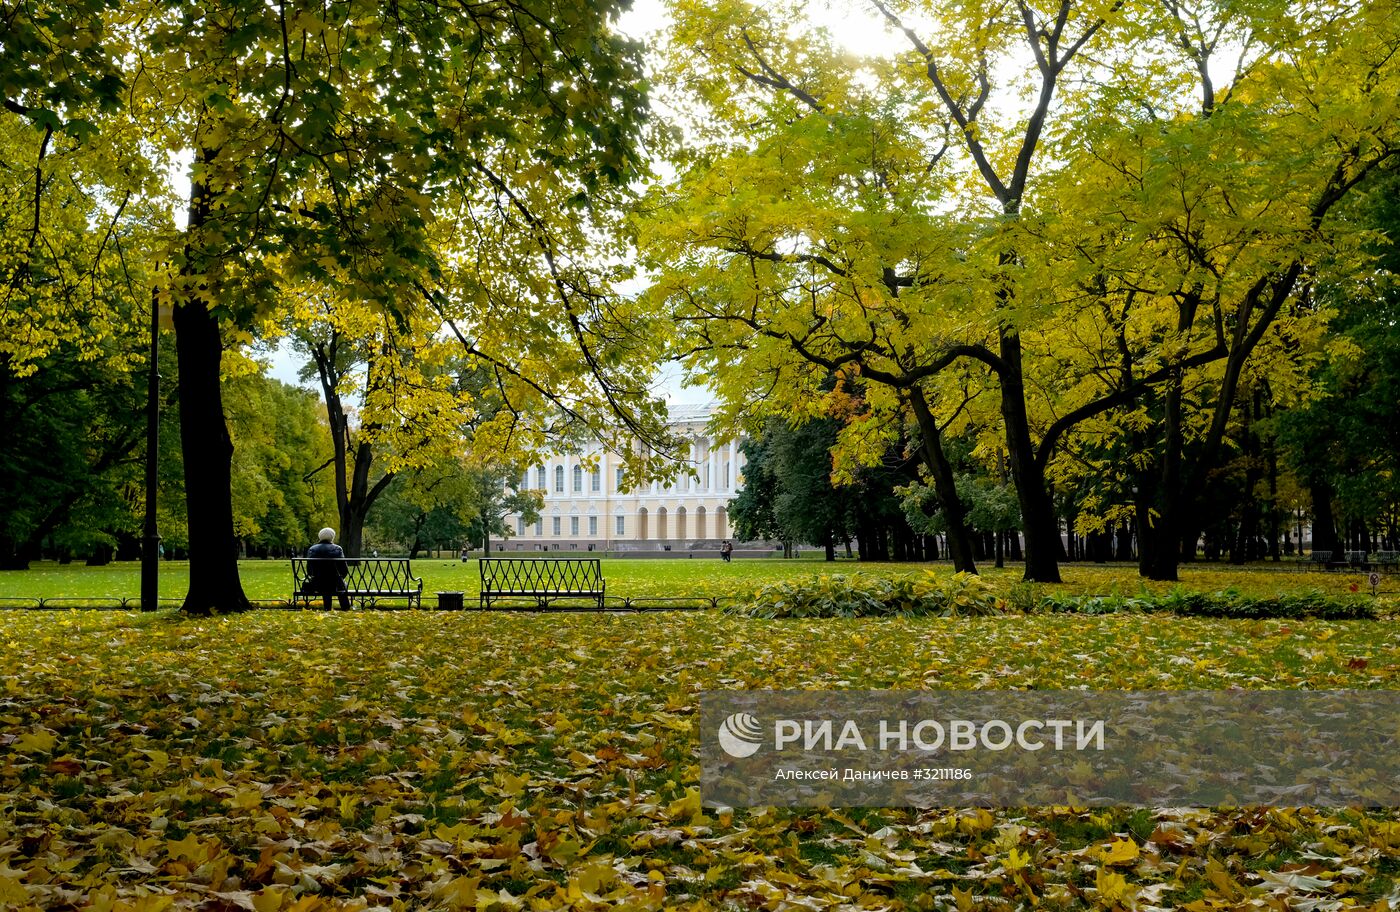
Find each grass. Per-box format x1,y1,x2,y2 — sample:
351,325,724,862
1,556,1395,604
1,610,1399,909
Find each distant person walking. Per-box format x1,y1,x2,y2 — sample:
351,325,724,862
721,540,733,562
307,528,351,610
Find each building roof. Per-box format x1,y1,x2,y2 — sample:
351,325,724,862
668,403,715,424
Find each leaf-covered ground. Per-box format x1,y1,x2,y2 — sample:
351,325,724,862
3,610,1400,911
3,558,1395,604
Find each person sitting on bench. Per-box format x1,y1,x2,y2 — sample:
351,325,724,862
306,527,351,610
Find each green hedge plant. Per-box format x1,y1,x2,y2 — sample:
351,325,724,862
724,572,1005,619
727,577,1377,620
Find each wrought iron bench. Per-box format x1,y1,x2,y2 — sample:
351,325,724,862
1341,550,1369,570
1305,550,1333,569
291,557,423,609
1373,551,1399,571
479,558,605,610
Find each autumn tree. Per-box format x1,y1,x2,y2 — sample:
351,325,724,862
643,0,1131,581
0,93,164,568
1276,166,1400,555
1029,0,1400,578
645,0,1400,582
222,369,337,556
93,0,658,613
465,465,544,556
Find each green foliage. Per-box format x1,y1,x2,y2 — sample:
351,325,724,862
464,464,544,553
726,571,1003,618
0,0,124,133
729,418,856,552
902,474,1021,536
1038,587,1377,620
0,344,153,567
223,373,336,552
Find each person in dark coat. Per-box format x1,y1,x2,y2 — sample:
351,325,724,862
306,527,351,610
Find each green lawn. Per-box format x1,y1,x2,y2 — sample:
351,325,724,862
1,557,1394,605
1,610,1398,910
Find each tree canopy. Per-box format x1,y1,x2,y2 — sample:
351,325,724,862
642,0,1400,579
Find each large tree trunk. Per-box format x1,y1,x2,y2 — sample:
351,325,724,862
909,387,977,574
1309,482,1342,556
0,534,39,571
998,332,1062,582
173,144,249,615
1139,372,1185,581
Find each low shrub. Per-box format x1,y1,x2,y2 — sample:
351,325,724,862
724,571,1004,619
727,577,1378,620
1041,586,1375,619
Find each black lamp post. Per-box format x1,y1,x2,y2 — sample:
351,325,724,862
141,288,161,611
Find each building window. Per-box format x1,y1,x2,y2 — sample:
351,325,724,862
570,516,579,535
591,468,601,492
554,465,564,492
573,464,583,493
724,461,731,490
615,467,624,491
516,517,525,535
588,516,597,535
616,515,625,535
535,519,542,536
552,516,561,535
536,467,545,490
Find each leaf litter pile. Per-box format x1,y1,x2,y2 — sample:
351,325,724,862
2,610,1399,911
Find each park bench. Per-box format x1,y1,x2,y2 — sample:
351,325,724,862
1341,550,1369,570
291,557,423,609
479,557,605,610
1373,551,1399,571
1305,550,1333,570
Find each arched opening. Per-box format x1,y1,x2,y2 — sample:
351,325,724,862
715,506,728,539
656,507,668,541
637,507,649,541
676,506,687,541
695,506,707,539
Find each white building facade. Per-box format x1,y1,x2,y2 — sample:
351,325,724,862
498,405,746,552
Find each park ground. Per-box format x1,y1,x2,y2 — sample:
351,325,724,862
2,565,1400,910
2,557,1399,605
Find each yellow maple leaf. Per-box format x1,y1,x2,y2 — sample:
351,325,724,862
1095,867,1136,907
438,874,479,909
166,833,206,863
15,728,56,754
251,886,285,912
1102,838,1140,865
0,874,28,906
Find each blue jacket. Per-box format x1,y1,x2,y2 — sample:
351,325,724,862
306,541,348,583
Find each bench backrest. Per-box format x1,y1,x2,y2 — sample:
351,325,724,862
479,558,603,592
292,557,422,591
